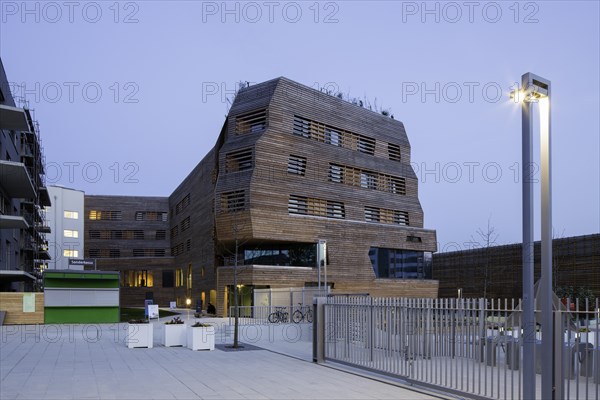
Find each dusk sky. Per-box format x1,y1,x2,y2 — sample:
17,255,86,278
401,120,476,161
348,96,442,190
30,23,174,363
1,1,598,251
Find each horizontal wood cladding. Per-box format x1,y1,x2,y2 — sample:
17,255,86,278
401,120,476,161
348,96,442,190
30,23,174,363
0,292,45,324
433,234,600,299
168,149,218,299
334,280,439,298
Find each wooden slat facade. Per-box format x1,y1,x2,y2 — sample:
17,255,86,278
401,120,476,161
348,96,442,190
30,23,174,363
214,78,438,315
83,78,439,315
0,292,44,324
433,234,600,299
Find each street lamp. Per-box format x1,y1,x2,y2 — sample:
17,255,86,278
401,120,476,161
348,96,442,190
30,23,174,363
512,72,554,400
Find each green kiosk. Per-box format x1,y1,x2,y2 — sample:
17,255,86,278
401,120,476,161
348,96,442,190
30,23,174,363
44,270,120,323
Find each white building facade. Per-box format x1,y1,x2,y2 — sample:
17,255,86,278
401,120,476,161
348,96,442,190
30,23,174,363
46,186,85,270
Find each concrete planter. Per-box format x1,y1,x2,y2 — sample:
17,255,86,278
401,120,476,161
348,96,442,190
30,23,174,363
164,324,186,347
127,323,153,348
187,325,215,351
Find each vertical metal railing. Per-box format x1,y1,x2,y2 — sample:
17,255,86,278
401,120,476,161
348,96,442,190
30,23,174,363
321,296,599,400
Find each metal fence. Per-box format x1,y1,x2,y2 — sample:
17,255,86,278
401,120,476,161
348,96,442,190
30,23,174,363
228,305,314,326
321,296,599,400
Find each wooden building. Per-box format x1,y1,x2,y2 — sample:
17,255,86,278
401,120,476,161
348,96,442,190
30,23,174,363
87,77,439,313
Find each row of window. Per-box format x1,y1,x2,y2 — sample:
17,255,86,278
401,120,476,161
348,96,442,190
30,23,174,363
171,239,191,257
121,267,205,289
218,190,411,225
88,230,166,240
86,249,168,258
220,190,246,213
288,195,345,219
64,211,79,219
329,163,406,195
235,109,267,135
175,194,190,215
88,210,168,221
225,148,253,173
292,115,402,161
364,206,409,226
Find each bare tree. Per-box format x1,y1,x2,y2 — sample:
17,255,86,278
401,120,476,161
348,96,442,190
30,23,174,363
469,217,499,299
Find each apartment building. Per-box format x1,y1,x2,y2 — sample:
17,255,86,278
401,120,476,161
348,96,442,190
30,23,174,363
0,58,51,291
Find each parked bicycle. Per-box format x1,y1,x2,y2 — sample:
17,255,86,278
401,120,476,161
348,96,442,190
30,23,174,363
292,303,313,323
268,307,289,323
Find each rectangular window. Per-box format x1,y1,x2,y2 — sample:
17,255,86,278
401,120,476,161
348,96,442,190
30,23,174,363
186,239,191,252
89,210,122,220
109,249,120,258
171,243,184,257
326,201,345,219
187,264,192,290
121,270,153,287
236,109,267,134
325,128,341,146
135,211,168,221
287,155,307,176
225,148,254,173
64,211,79,219
289,195,344,219
393,210,409,226
175,194,191,215
220,190,246,213
89,230,100,239
155,230,166,240
364,206,381,222
162,270,174,288
63,249,79,258
360,172,377,189
170,225,179,239
328,164,343,183
175,268,184,287
357,134,376,155
63,230,79,238
288,195,308,215
181,216,191,231
292,116,311,138
407,235,422,243
388,143,401,161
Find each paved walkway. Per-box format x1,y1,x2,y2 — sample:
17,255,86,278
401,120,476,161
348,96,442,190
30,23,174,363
0,314,444,400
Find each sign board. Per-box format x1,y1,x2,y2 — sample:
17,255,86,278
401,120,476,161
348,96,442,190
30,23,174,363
169,301,176,310
23,293,35,312
68,258,96,270
147,304,159,319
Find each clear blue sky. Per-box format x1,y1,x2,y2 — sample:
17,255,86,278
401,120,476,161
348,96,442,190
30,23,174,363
2,1,598,250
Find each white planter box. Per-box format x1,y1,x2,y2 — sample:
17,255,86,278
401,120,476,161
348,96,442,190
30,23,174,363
127,323,153,348
163,324,186,347
187,325,215,351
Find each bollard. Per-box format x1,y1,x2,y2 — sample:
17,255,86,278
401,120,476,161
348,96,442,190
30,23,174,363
506,337,520,370
486,337,496,367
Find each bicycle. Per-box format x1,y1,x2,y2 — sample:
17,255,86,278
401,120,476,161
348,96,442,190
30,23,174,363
292,303,313,323
268,307,289,323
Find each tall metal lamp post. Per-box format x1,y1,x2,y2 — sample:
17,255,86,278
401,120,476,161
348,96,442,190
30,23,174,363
512,72,554,400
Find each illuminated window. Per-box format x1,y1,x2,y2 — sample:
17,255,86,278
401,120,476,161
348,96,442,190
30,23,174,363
64,211,79,219
175,268,184,287
63,249,79,258
121,270,153,287
187,264,192,289
63,230,79,238
89,210,122,220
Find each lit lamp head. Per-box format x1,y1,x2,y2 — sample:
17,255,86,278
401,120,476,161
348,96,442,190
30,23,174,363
186,298,191,307
510,73,550,103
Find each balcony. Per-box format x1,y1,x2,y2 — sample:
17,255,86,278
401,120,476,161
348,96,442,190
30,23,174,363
0,215,29,230
0,104,29,131
0,160,35,199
